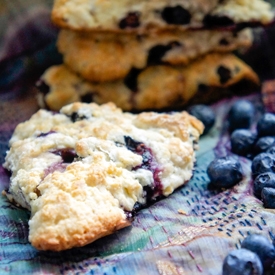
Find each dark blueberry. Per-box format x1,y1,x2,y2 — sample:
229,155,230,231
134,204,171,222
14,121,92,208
37,131,56,138
70,112,88,122
80,93,93,103
207,157,243,188
217,66,231,84
262,187,275,209
241,234,275,269
251,153,275,179
132,201,144,212
253,172,275,198
253,136,275,155
222,248,263,275
147,42,180,65
124,136,143,152
52,148,77,163
230,129,257,157
123,68,142,92
203,15,235,28
267,145,275,155
187,104,216,135
227,100,255,132
35,79,50,94
161,6,191,25
257,113,275,137
118,12,140,29
219,38,230,45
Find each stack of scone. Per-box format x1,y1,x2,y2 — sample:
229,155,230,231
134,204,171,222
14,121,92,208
37,0,274,112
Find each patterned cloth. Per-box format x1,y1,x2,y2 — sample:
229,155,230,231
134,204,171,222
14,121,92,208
1,1,275,274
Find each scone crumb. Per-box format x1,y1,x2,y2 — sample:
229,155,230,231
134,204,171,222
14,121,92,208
178,209,187,215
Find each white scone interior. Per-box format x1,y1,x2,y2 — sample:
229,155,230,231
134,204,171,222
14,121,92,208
4,102,203,251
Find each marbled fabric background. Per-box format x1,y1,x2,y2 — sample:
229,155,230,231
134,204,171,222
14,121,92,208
1,1,275,274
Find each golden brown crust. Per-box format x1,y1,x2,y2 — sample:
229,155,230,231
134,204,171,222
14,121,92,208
57,28,253,82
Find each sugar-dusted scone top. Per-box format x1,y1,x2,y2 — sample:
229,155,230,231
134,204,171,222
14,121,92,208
57,28,253,82
4,102,204,251
51,0,274,32
37,53,260,112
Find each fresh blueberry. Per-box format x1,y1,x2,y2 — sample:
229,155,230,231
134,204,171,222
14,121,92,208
207,157,243,188
251,153,275,178
253,136,275,155
257,113,275,137
227,100,255,132
267,145,275,155
253,172,275,198
222,248,263,275
187,104,215,135
230,129,257,157
161,6,191,25
241,234,275,270
262,187,275,209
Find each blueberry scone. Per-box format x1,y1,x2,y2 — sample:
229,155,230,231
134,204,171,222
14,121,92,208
57,28,253,82
51,0,274,32
37,53,260,112
51,0,219,32
3,102,204,251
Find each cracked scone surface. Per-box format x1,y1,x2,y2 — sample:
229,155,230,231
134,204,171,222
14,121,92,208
3,102,204,251
51,0,274,32
57,28,253,82
37,53,260,112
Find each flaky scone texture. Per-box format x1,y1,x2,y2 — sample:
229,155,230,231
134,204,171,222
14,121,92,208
57,28,253,82
4,102,203,251
37,53,260,112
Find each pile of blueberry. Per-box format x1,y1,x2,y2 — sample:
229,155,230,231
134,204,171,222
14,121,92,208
228,100,275,208
191,99,275,209
222,234,275,275
189,100,275,274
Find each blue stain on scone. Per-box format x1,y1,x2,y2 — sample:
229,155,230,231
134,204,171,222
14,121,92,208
124,136,162,200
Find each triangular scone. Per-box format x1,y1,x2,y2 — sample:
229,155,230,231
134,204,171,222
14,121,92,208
3,102,204,251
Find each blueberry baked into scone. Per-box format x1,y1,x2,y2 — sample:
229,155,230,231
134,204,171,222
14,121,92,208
37,53,260,111
3,102,204,251
57,28,253,82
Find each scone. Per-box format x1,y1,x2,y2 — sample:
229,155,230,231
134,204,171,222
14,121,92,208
57,28,253,82
51,0,274,32
3,102,204,251
51,0,219,32
37,53,260,112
